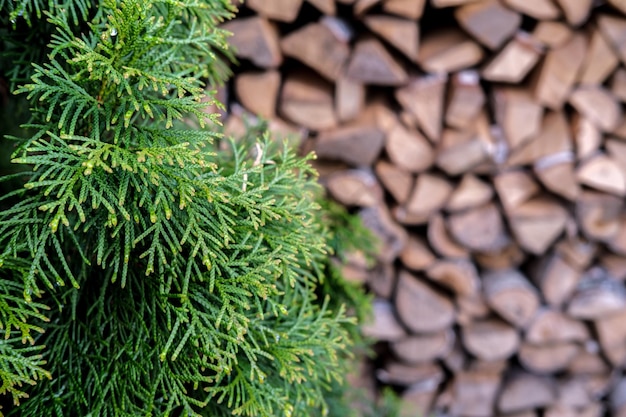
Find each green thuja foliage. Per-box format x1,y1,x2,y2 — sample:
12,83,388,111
0,1,376,415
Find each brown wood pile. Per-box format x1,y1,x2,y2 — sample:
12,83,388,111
220,0,626,415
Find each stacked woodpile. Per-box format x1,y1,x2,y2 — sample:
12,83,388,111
220,0,626,416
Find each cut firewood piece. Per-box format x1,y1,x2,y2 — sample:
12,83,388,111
576,190,623,241
315,125,385,166
569,86,622,132
375,160,413,204
326,169,384,207
608,216,626,256
307,0,336,14
607,138,626,179
482,32,543,83
246,0,303,22
385,124,434,172
393,206,430,226
400,383,438,417
506,110,573,167
448,203,509,253
455,0,521,50
364,15,419,61
383,0,426,19
221,17,282,68
612,68,626,101
281,23,349,83
553,0,593,26
456,293,491,326
558,376,599,409
234,71,280,119
498,373,556,414
601,253,626,280
502,0,560,20
526,309,589,344
598,14,626,64
556,237,597,271
354,0,382,14
431,0,482,6
362,298,407,341
346,37,408,85
534,254,582,307
567,348,610,375
377,361,444,387
613,118,626,138
568,268,626,319
418,29,484,74
532,21,573,48
428,214,470,259
493,170,539,211
578,28,619,85
445,71,485,129
609,0,626,14
446,174,493,212
493,87,543,149
577,153,626,196
391,329,455,364
461,318,519,361
280,71,337,130
396,270,456,333
450,370,502,417
396,74,446,143
367,262,396,298
405,173,453,217
437,129,489,175
595,308,626,367
360,205,408,263
335,75,365,123
426,259,480,297
400,234,436,272
507,196,568,255
475,243,526,271
534,156,580,201
532,33,586,109
545,404,603,417
519,342,579,374
572,113,602,160
483,269,539,328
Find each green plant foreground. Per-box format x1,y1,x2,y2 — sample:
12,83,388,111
0,1,388,415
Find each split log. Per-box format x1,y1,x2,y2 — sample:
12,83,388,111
534,254,582,307
436,129,489,175
555,237,597,271
405,173,452,216
280,71,337,130
364,15,419,61
391,329,455,364
354,0,382,15
375,160,413,204
400,234,436,272
474,243,526,271
454,0,521,50
553,0,594,27
461,318,519,361
494,170,539,211
426,259,480,297
445,70,485,129
578,28,619,85
221,16,282,68
576,153,626,196
567,268,626,319
534,155,580,201
567,347,610,375
575,191,623,241
359,205,408,263
335,75,365,122
385,124,434,172
377,360,444,387
450,370,502,417
446,174,493,212
519,342,580,374
326,169,384,207
482,269,539,328
307,0,336,14
428,214,470,259
246,0,303,22
572,113,602,161
418,29,484,74
234,71,280,119
532,21,573,48
383,0,426,19
395,74,447,143
482,32,543,83
447,203,509,253
493,87,543,149
601,253,626,280
507,196,568,255
346,37,408,85
281,23,350,81
315,124,385,166
502,0,561,20
526,309,589,344
569,86,622,132
532,33,586,109
367,262,396,298
594,307,626,367
612,68,626,101
361,299,407,341
431,0,483,6
395,270,456,333
400,383,439,417
456,293,491,325
498,373,557,414
598,14,626,65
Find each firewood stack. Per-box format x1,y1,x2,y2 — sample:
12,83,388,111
220,0,626,415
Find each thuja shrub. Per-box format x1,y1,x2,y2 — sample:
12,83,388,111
0,1,377,415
